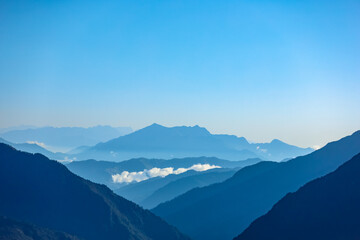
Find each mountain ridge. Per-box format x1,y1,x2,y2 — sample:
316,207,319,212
235,152,360,240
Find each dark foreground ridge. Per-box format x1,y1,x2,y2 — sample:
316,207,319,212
0,215,79,240
0,143,189,240
236,152,360,240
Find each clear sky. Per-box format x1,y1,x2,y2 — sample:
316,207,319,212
0,0,359,148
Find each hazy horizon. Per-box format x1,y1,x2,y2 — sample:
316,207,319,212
1,122,358,149
1,0,359,149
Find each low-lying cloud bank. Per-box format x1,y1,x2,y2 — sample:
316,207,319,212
112,163,221,183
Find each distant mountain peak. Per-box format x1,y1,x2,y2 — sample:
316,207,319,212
149,123,164,127
133,124,211,137
270,139,284,144
138,123,166,131
173,125,211,136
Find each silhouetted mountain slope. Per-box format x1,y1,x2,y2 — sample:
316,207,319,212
0,137,11,145
236,152,360,240
115,170,205,205
66,157,261,189
114,167,238,208
0,144,189,240
66,145,91,155
0,125,37,134
0,138,66,160
76,124,311,161
141,168,237,209
0,216,79,240
152,130,360,240
0,126,132,152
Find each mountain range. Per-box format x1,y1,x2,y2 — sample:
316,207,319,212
152,130,360,240
0,143,189,240
0,124,312,163
236,152,360,240
74,124,313,162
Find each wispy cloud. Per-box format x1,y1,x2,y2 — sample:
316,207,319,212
57,156,77,163
112,163,221,183
313,145,321,150
26,141,46,148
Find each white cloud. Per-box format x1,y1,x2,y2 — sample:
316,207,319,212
256,146,268,153
112,163,221,183
313,145,321,150
112,170,148,183
57,156,77,164
27,141,46,148
110,151,118,157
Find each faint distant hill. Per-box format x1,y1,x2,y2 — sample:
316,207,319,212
236,152,360,240
152,130,360,240
0,143,189,240
0,125,37,134
0,137,66,160
0,216,79,240
140,168,238,209
66,156,261,189
74,123,312,161
0,126,133,152
255,139,312,162
115,169,207,205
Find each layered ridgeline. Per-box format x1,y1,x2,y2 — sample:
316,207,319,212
116,168,239,209
0,126,132,152
0,137,66,160
67,157,260,208
152,130,360,240
74,124,312,162
0,144,189,240
66,157,260,188
236,152,360,240
0,216,79,240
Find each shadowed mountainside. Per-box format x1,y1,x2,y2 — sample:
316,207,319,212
236,152,360,240
0,216,79,240
0,137,66,160
0,143,189,240
140,168,237,209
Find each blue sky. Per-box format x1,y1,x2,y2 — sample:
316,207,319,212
0,0,359,148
